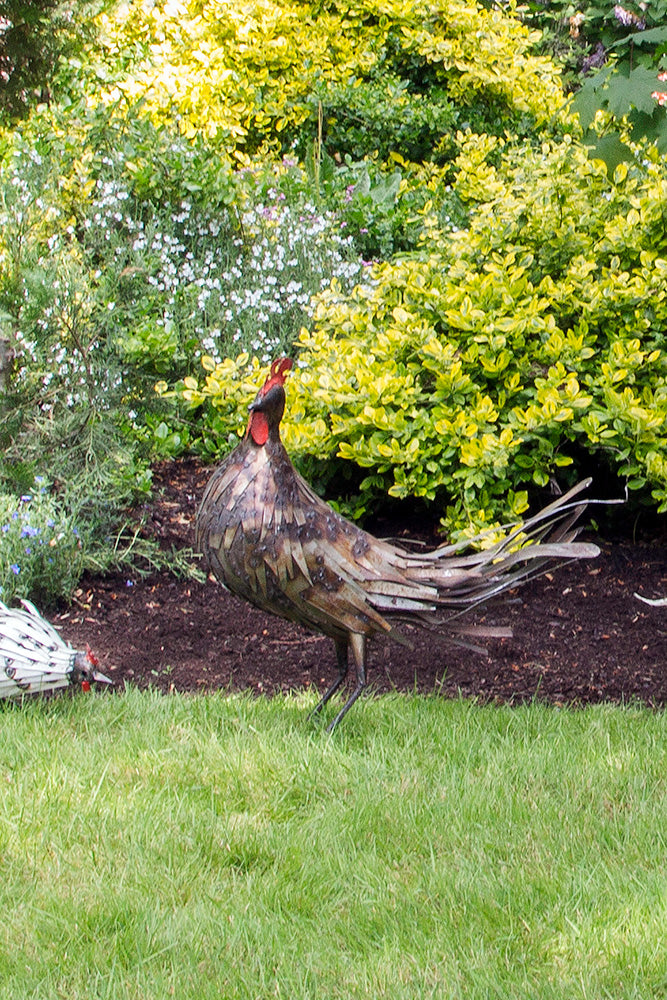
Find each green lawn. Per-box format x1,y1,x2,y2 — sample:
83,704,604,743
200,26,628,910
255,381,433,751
2,689,667,999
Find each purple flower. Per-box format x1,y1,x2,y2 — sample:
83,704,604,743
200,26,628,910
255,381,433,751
582,43,607,75
613,4,645,28
10,564,20,575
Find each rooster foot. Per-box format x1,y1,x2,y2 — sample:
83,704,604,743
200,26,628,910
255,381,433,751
310,634,368,733
308,638,348,721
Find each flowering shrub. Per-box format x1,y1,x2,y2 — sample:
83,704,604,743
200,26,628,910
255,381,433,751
515,0,667,175
652,72,667,107
4,0,667,585
88,152,368,375
0,115,369,441
0,482,84,605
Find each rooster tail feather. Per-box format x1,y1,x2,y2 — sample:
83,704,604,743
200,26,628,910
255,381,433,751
387,479,600,624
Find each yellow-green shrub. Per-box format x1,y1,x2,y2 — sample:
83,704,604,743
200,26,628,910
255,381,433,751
184,139,667,537
94,0,566,156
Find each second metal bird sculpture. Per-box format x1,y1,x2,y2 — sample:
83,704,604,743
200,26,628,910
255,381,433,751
196,359,599,730
0,599,111,699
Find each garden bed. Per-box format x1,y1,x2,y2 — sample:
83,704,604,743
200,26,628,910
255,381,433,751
50,460,667,708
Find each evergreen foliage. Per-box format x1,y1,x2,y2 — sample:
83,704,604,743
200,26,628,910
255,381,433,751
0,0,97,117
93,0,565,157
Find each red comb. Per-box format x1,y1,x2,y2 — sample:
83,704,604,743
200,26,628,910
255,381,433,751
258,358,293,397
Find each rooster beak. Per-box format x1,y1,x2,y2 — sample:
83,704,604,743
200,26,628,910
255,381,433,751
92,670,113,685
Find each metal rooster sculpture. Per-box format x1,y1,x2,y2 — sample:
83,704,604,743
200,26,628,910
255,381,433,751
0,599,110,699
196,359,599,730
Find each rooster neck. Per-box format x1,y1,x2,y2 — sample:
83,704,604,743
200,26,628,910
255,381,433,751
234,432,293,497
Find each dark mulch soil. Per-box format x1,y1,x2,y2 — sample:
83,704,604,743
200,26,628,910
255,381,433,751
49,459,667,707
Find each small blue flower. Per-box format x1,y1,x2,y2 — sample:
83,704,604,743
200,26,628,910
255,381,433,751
10,564,20,575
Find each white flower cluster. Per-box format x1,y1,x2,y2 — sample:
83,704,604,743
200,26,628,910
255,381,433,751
84,167,371,365
2,145,372,410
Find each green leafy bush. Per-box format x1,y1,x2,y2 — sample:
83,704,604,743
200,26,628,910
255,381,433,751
184,138,667,538
311,153,470,260
93,0,568,159
520,0,667,168
0,0,98,119
0,105,371,399
310,74,459,164
7,0,667,588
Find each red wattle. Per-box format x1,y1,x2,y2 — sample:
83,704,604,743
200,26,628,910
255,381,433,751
250,412,269,445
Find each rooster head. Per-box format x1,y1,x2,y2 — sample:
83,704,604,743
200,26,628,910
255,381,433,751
247,358,293,446
72,645,112,690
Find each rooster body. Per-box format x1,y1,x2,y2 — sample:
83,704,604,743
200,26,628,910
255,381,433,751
0,599,110,699
197,359,599,729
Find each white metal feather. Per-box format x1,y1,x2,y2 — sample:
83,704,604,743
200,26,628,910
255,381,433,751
0,599,110,699
635,593,667,607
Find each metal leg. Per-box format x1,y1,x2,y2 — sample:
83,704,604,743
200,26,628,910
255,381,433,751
309,638,348,719
326,633,367,732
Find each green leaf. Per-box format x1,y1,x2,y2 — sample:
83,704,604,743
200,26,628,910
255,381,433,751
611,26,667,51
604,66,665,118
572,67,614,130
588,132,634,175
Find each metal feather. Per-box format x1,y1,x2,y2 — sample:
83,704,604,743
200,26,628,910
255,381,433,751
635,593,667,607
